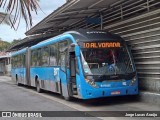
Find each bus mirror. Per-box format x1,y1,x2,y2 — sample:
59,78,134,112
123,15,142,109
70,43,80,56
69,43,77,52
70,43,76,47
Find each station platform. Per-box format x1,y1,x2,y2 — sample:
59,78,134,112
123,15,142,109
139,91,160,106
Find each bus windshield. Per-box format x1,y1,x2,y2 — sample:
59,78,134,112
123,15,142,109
81,45,135,77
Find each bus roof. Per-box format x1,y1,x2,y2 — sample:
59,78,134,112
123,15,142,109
11,48,28,57
65,29,124,42
30,29,124,50
30,34,76,50
11,29,125,52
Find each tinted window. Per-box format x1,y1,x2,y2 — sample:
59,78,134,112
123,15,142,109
50,44,58,66
31,50,37,67
58,40,72,65
41,47,49,66
37,49,41,66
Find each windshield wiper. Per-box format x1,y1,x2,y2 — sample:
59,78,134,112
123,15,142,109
94,74,120,82
93,72,136,82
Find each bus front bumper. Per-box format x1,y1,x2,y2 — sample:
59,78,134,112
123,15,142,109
81,86,138,99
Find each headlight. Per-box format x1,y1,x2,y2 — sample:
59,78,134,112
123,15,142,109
85,78,98,88
130,76,137,86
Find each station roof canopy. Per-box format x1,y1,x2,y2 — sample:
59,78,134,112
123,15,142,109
8,33,54,51
11,0,146,51
26,0,124,36
10,0,126,51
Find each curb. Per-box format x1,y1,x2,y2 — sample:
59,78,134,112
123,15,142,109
139,91,160,106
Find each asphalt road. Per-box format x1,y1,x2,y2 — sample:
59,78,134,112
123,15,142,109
0,76,159,120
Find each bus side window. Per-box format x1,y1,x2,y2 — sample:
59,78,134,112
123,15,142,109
16,55,18,67
19,55,22,67
16,56,18,68
14,56,16,68
37,48,41,66
31,50,36,67
34,49,39,66
41,47,49,66
22,54,25,67
50,44,57,66
11,57,13,68
60,52,66,71
17,55,20,67
58,39,72,66
20,54,23,68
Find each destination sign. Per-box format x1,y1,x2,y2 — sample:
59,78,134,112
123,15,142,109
83,42,121,48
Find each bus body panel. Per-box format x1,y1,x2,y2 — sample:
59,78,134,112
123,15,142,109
11,48,27,84
30,66,62,93
12,67,26,84
79,78,138,99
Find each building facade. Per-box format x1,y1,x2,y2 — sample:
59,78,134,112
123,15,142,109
0,52,11,76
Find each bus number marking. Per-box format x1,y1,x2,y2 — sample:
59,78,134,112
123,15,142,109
54,68,59,76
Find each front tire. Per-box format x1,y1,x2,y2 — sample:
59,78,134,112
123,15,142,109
60,80,71,101
16,75,20,86
64,96,71,101
36,80,42,93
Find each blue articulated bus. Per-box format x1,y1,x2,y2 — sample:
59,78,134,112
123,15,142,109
11,29,138,100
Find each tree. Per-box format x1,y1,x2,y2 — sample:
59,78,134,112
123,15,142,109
11,38,22,45
0,0,40,30
0,38,10,51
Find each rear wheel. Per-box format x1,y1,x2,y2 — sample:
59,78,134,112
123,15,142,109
36,79,42,93
16,75,20,86
60,80,63,95
64,96,71,101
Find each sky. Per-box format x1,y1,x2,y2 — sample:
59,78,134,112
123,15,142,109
0,0,66,42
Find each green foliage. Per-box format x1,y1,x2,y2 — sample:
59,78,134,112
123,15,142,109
0,38,22,51
11,39,22,46
0,39,10,51
0,0,40,29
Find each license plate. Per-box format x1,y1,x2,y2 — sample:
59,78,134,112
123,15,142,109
111,91,120,95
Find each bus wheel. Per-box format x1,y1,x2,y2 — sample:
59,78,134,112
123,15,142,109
60,80,63,95
16,75,20,86
60,80,71,101
64,96,71,101
36,80,42,93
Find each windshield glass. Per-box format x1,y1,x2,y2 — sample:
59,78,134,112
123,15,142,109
81,45,134,76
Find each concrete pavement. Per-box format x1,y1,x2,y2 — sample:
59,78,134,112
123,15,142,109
0,76,159,120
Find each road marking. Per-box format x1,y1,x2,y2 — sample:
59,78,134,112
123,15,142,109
141,92,160,96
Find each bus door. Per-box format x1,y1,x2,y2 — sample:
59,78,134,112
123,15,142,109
59,42,78,100
59,49,71,99
69,52,78,95
60,48,78,99
68,44,79,96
